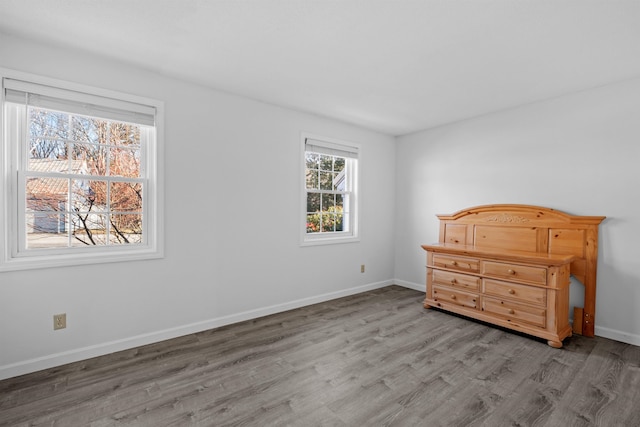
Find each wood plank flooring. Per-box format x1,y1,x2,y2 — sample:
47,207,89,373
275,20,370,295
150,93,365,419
1,285,639,426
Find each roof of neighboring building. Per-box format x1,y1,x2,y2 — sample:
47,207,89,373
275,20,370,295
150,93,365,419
26,158,86,198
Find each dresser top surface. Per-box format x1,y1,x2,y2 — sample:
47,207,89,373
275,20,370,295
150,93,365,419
422,242,576,266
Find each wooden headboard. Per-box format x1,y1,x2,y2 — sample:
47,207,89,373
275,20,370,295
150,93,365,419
436,204,605,336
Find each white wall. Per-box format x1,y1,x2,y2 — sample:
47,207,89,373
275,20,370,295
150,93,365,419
395,76,640,345
3,32,638,381
0,35,397,379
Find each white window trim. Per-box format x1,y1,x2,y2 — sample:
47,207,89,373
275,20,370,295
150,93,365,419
300,132,360,246
0,68,164,271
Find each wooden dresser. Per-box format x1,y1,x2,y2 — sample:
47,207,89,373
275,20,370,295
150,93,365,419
422,205,605,348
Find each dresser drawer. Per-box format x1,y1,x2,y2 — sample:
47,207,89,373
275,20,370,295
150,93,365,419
433,286,478,309
432,254,479,273
433,269,480,291
481,261,546,285
483,278,546,306
483,296,546,328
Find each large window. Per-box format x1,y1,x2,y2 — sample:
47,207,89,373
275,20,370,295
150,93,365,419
1,71,163,270
302,135,359,245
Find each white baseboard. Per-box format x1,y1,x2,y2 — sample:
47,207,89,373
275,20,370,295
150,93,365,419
3,279,637,380
0,279,393,381
393,279,424,292
595,325,640,346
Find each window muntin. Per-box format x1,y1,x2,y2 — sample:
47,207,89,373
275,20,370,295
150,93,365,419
1,72,163,270
302,136,358,244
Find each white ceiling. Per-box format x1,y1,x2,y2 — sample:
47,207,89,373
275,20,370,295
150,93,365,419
1,1,640,136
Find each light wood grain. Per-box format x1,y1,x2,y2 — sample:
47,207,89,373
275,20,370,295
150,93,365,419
433,204,605,338
424,244,573,347
1,286,638,426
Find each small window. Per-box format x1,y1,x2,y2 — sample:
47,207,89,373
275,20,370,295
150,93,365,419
1,72,163,270
302,135,359,245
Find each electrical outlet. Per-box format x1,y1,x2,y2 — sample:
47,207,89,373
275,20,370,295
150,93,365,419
361,264,365,273
53,313,66,330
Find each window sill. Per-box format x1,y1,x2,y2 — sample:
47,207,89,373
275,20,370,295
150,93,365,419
301,235,360,247
0,246,163,272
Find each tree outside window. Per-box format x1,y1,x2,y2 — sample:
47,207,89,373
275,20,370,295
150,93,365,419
26,108,144,248
305,152,346,234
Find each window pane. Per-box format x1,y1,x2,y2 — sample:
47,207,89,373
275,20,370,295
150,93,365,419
322,193,335,211
306,213,320,233
71,143,107,176
110,182,142,212
334,157,345,172
305,153,319,170
110,214,142,244
331,172,341,191
335,193,344,209
319,171,332,190
109,123,140,146
26,177,68,209
29,108,68,139
72,116,108,144
319,155,332,171
305,169,318,190
29,138,67,162
27,213,67,247
70,213,108,246
109,147,140,177
72,179,106,208
335,213,344,232
306,192,320,212
322,213,337,232
26,177,68,244
27,209,66,231
27,213,68,248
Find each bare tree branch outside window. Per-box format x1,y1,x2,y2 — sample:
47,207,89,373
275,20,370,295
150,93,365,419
26,108,143,249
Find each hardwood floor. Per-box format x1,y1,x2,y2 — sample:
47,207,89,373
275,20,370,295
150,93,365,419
1,285,639,426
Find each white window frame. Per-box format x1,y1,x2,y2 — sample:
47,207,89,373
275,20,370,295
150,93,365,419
301,133,359,246
0,68,164,271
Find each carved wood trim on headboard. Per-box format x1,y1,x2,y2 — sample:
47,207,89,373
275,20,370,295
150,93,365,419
436,204,605,337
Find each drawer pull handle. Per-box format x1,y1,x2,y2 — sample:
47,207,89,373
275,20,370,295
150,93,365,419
508,289,515,294
508,309,515,314
507,269,516,275
451,295,457,300
450,279,457,284
451,261,458,266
